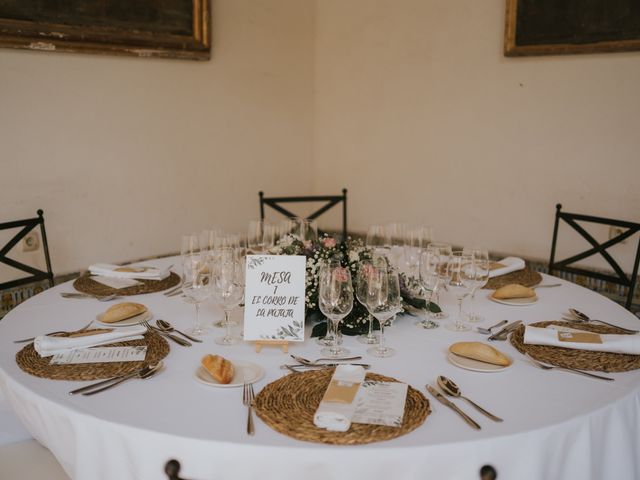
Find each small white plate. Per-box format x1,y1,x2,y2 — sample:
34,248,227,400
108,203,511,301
195,361,265,388
489,294,538,306
447,351,513,373
96,311,152,327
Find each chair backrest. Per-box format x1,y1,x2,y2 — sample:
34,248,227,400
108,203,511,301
0,209,54,291
259,189,348,240
165,460,190,480
549,203,640,310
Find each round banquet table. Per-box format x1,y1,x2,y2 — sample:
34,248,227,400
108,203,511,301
1,257,639,480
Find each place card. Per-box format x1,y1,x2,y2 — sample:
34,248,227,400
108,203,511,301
352,381,408,428
243,255,306,342
49,346,147,365
90,276,142,289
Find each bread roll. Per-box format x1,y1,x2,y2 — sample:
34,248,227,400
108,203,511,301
201,354,235,384
101,302,147,323
449,342,511,366
493,283,536,299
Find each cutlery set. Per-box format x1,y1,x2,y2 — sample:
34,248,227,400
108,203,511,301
60,292,120,302
69,362,163,396
283,355,370,372
426,376,503,430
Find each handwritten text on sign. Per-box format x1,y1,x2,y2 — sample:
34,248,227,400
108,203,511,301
243,255,306,341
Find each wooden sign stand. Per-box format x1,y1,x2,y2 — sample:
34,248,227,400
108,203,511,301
254,340,289,353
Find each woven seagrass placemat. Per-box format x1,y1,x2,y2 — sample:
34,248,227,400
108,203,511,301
485,265,542,290
16,331,170,380
254,369,430,445
510,321,640,372
73,272,180,296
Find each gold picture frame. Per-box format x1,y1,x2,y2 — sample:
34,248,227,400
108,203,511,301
0,0,210,60
505,0,640,57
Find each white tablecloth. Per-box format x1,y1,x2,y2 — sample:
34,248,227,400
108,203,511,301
1,257,639,480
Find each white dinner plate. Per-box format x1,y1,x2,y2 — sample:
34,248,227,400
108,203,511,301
488,293,538,306
447,351,513,373
195,361,265,388
96,311,152,327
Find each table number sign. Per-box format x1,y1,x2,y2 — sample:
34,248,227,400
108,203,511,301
243,255,306,342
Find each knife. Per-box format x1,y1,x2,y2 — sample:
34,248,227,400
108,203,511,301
426,385,481,430
488,320,522,341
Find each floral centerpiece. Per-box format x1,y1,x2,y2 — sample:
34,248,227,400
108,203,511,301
269,234,440,336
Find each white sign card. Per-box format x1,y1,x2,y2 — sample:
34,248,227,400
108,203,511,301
243,255,306,341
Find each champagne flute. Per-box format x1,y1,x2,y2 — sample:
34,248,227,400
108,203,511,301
463,247,490,323
356,260,379,345
428,242,452,320
445,251,474,332
417,249,440,329
366,225,387,258
212,254,245,346
247,221,265,252
181,235,213,337
318,260,354,358
366,266,401,358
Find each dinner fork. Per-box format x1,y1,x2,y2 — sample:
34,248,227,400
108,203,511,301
243,381,255,436
525,353,614,381
13,320,94,344
141,320,191,347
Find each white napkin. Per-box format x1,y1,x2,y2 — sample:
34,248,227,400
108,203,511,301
524,325,640,355
88,263,170,280
313,365,366,432
34,325,147,357
489,257,526,278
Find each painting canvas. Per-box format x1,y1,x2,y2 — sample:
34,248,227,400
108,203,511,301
0,0,210,60
505,0,640,56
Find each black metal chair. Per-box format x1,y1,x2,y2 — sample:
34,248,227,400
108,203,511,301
165,460,190,480
549,203,640,310
259,189,348,240
0,209,54,291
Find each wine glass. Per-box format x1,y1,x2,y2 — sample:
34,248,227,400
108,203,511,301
417,249,440,329
366,225,387,257
356,260,379,345
427,242,452,320
211,247,241,328
463,247,490,323
247,220,265,252
403,225,431,277
318,260,354,358
446,251,474,332
366,266,401,358
181,235,213,337
212,253,245,346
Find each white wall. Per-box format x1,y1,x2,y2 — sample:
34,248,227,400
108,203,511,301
313,0,640,268
0,0,315,277
3,0,640,279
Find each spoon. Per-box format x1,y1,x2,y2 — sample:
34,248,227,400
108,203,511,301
290,354,362,365
477,320,508,335
568,308,638,334
436,376,503,422
155,319,202,343
73,362,163,396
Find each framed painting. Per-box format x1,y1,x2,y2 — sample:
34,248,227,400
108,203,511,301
0,0,210,60
505,0,640,56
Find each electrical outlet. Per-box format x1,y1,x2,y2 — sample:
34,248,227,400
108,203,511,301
608,226,627,244
22,232,40,252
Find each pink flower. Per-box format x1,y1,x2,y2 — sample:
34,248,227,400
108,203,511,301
322,237,337,248
334,267,349,283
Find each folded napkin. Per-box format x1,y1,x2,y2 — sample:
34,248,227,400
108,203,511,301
88,263,170,281
313,365,366,432
34,325,146,357
524,325,640,355
489,257,526,278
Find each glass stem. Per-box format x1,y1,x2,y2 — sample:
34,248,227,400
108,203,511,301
367,314,375,339
194,303,201,333
331,319,340,355
224,310,232,341
457,297,464,326
470,288,477,318
378,318,386,353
